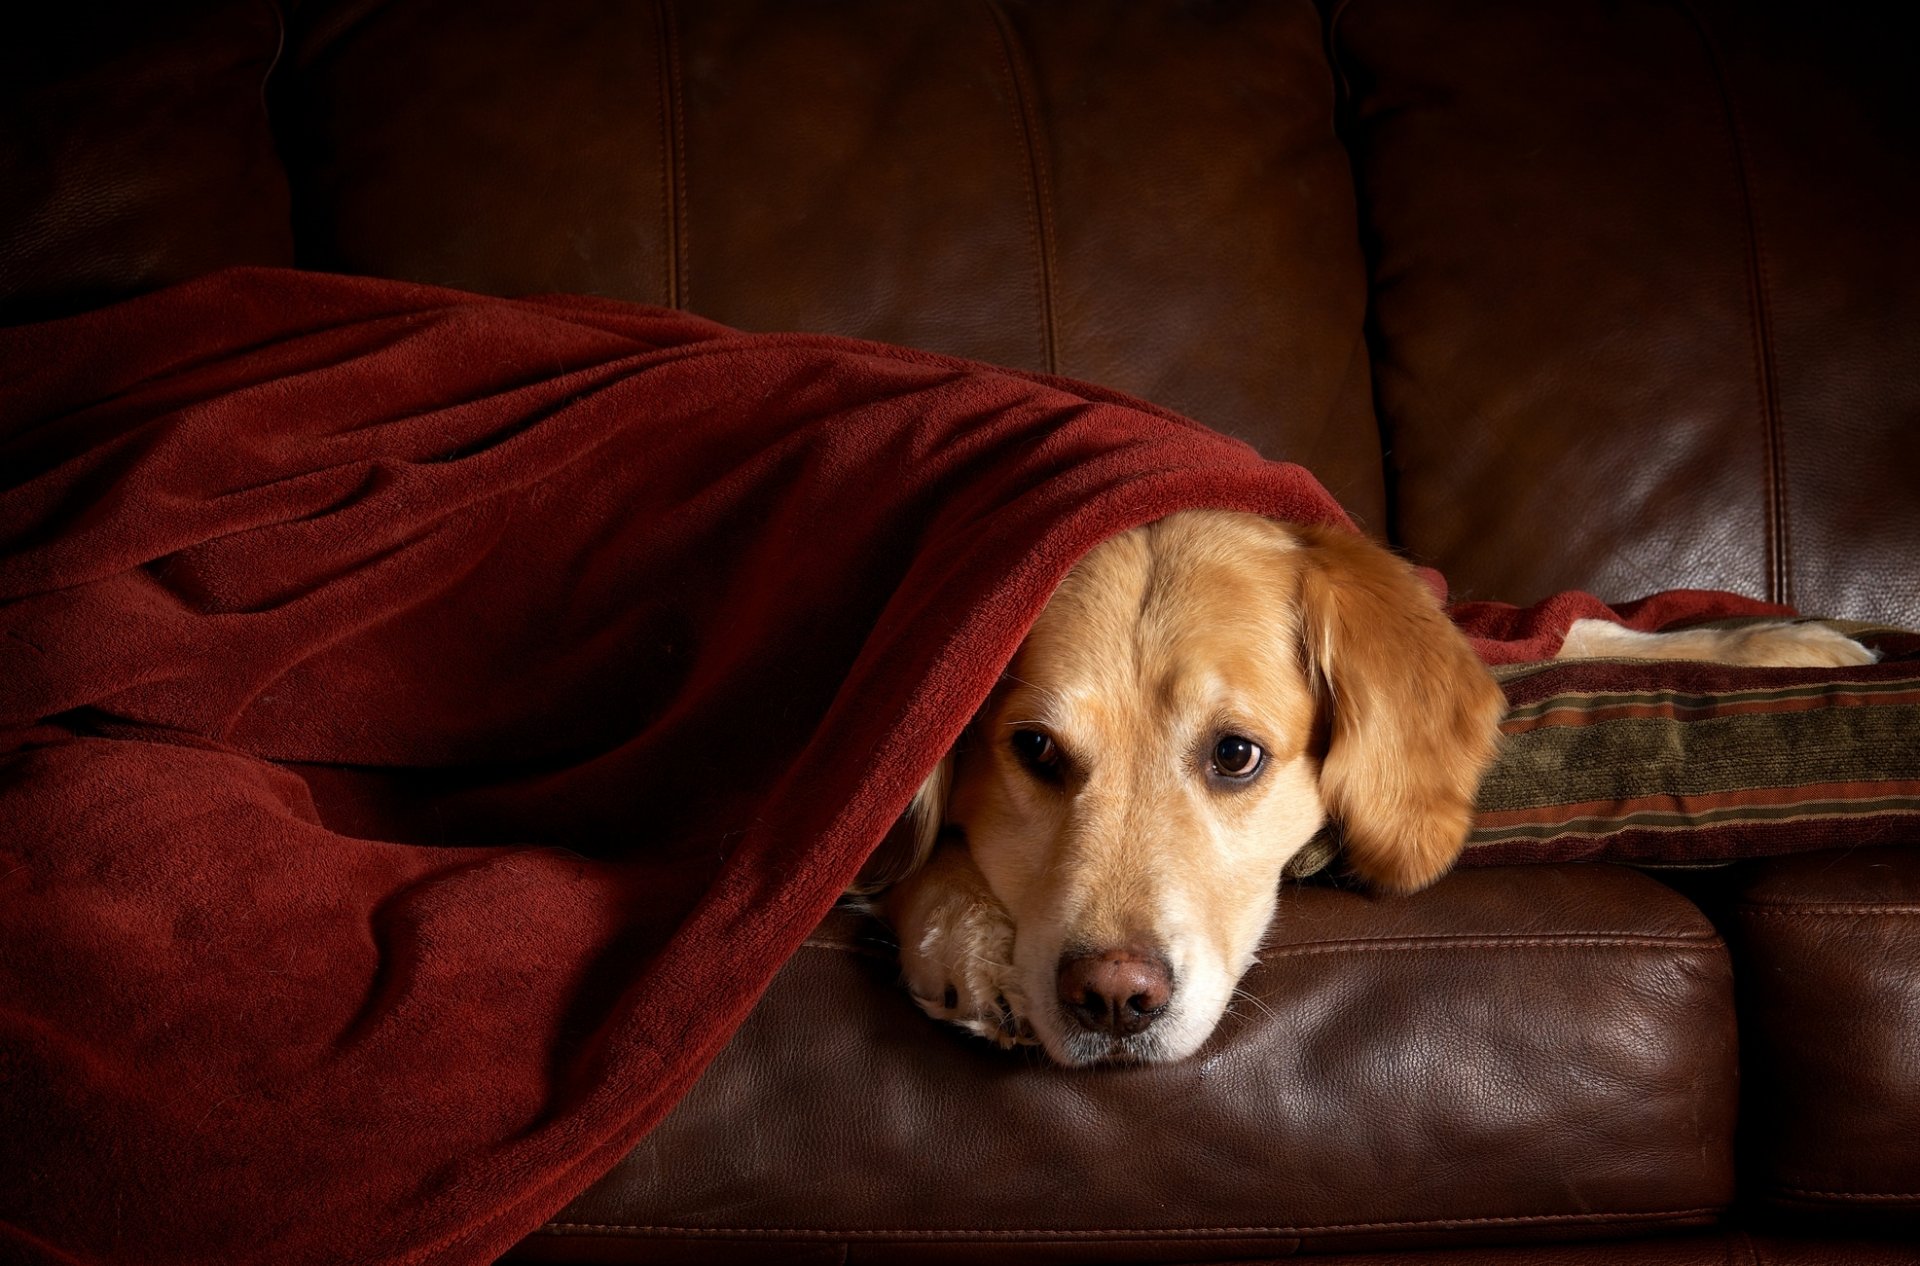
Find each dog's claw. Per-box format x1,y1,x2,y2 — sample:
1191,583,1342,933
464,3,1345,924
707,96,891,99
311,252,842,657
998,1002,1038,1048
988,993,1037,1047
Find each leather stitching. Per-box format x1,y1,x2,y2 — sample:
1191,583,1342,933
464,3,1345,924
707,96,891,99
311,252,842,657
1255,933,1720,958
982,0,1059,374
799,932,1720,957
1677,1,1791,606
654,0,688,310
537,1207,1721,1238
1741,905,1920,917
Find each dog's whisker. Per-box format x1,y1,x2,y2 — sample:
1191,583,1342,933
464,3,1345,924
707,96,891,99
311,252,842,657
1230,986,1278,1022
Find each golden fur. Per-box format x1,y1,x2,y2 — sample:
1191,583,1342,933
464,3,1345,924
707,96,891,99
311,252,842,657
870,510,1873,1066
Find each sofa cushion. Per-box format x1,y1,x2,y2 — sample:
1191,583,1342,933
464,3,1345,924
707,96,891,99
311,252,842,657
1734,845,1920,1231
275,0,1388,525
1330,0,1920,628
516,865,1735,1264
1,0,293,323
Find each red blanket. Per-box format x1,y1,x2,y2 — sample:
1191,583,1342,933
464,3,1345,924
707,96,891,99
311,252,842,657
0,270,1780,1265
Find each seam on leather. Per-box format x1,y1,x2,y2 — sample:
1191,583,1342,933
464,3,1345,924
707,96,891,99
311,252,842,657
1774,1187,1920,1201
796,932,1721,958
1257,932,1720,958
982,0,1059,375
259,0,288,116
1323,0,1358,106
1740,904,1920,917
537,1206,1721,1238
654,0,687,310
1676,0,1790,606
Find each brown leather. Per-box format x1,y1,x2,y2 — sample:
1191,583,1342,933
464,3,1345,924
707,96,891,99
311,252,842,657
1734,845,1920,1228
275,0,1387,528
520,865,1734,1263
1329,0,1920,628
0,0,292,323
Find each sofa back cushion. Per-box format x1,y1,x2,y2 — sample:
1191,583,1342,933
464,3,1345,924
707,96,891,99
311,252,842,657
1332,0,1920,627
0,0,293,323
274,0,1388,525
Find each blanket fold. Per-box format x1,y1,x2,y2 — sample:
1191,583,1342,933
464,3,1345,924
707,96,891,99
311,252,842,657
0,269,1781,1265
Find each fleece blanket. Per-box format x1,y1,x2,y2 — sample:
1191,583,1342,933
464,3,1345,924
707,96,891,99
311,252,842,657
0,269,1786,1266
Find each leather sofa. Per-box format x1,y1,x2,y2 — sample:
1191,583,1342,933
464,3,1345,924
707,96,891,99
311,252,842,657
6,1,1916,1262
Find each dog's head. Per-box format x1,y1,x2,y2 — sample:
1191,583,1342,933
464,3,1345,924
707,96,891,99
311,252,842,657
939,511,1506,1066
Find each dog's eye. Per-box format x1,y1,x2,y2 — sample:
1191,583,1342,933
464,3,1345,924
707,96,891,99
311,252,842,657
1211,735,1265,779
1010,729,1062,779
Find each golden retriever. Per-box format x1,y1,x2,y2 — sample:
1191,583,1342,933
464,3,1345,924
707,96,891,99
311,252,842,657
865,510,1875,1067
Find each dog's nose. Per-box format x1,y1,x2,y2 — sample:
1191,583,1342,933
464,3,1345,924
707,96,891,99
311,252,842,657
1057,945,1173,1036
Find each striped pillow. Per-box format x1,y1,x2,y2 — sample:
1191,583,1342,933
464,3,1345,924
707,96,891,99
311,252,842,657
1462,624,1920,867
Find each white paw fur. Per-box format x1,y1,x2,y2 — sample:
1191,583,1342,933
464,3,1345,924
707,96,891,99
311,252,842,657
879,841,1036,1049
1558,618,1879,668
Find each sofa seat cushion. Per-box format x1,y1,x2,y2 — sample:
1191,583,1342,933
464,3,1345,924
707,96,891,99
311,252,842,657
515,864,1735,1264
1735,844,1920,1230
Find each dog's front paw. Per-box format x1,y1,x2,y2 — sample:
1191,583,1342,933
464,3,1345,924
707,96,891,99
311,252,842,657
878,841,1034,1049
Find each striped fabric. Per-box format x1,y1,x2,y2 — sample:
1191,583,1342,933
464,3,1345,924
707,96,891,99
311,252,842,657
1461,624,1920,867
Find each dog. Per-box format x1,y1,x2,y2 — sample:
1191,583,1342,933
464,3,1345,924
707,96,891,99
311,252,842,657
860,509,1876,1068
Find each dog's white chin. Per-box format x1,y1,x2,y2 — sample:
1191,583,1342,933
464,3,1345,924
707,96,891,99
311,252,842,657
1040,1020,1218,1067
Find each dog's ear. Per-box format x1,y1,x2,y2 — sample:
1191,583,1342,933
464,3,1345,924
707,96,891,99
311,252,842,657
1291,524,1506,894
847,754,951,896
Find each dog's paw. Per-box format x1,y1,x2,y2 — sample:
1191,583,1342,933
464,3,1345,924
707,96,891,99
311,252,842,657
1721,621,1881,669
879,842,1035,1049
1559,617,1881,669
